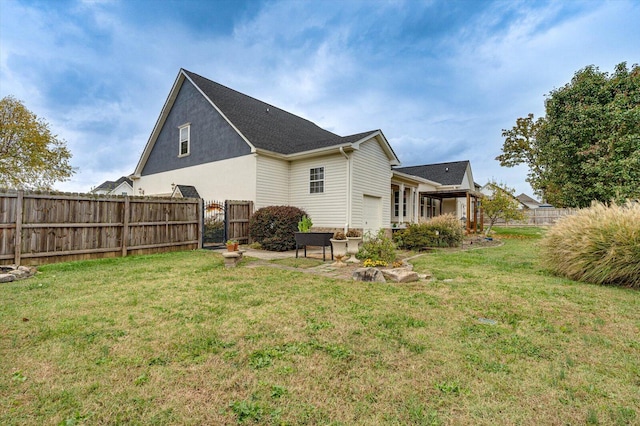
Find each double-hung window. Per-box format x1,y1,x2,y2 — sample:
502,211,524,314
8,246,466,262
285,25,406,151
310,167,324,194
179,124,190,157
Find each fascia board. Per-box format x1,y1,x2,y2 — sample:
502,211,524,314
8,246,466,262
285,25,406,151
254,144,354,161
133,71,186,176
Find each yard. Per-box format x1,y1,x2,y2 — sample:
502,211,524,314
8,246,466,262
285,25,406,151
1,228,638,425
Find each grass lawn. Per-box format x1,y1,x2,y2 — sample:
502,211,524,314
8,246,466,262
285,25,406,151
1,228,638,425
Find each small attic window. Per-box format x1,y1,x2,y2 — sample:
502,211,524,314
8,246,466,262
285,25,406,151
179,124,190,157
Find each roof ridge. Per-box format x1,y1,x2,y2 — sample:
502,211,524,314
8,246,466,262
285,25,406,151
183,69,340,138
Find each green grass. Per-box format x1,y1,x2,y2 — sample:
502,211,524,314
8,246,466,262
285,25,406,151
1,230,639,425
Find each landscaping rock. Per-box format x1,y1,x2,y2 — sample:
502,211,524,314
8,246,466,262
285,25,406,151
0,274,16,283
0,265,36,282
381,268,420,283
352,267,386,282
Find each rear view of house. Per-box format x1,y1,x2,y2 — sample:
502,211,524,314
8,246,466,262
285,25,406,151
131,69,482,234
131,69,399,234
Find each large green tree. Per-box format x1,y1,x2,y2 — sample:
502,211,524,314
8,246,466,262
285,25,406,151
497,63,640,207
0,96,74,190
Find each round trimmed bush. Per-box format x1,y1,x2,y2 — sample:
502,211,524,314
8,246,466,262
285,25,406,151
249,206,307,251
540,201,640,288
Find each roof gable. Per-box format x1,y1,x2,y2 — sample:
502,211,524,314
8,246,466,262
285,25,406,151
183,70,344,155
93,176,133,192
393,161,470,186
172,185,200,199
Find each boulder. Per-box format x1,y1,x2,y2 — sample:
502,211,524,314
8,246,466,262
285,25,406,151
0,274,16,283
352,267,386,282
381,268,420,283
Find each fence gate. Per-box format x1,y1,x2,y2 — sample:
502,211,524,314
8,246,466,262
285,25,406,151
203,200,226,247
202,200,253,247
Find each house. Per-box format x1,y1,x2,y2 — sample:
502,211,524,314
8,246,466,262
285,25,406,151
516,193,554,209
131,69,481,234
91,176,134,196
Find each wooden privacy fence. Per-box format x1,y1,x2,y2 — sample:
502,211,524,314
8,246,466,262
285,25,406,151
487,208,578,226
0,190,203,266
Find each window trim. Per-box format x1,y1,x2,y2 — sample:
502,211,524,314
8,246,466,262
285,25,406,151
309,166,324,194
178,123,190,157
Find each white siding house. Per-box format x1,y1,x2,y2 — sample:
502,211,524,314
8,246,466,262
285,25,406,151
130,69,481,234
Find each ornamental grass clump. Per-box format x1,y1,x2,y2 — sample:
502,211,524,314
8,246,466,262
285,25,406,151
540,201,640,288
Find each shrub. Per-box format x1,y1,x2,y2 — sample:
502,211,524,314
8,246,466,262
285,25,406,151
395,214,463,249
540,201,640,288
249,206,307,251
203,217,224,242
356,229,397,265
333,231,346,240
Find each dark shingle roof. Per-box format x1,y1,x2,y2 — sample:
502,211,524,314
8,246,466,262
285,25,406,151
93,176,133,192
393,161,469,186
175,185,200,199
183,70,358,155
516,193,540,206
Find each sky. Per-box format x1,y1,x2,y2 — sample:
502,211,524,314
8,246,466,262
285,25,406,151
1,0,639,199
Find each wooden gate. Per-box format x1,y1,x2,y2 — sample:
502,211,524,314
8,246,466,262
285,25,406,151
202,200,253,247
225,200,253,244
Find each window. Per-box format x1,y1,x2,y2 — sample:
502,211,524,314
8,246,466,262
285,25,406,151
393,190,407,217
420,195,436,218
179,124,190,157
310,167,324,194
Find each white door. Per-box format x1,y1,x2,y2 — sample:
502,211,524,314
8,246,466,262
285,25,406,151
362,195,382,236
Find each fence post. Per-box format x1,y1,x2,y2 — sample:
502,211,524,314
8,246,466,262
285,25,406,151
121,196,129,258
14,190,23,265
197,198,203,249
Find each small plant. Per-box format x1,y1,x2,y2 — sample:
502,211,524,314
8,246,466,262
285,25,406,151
333,231,346,240
346,229,361,238
356,229,397,264
297,215,313,232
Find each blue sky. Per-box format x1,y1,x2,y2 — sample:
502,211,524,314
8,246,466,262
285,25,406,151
1,0,639,198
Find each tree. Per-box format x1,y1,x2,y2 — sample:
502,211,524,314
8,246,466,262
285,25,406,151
0,96,74,190
497,63,640,207
481,181,526,235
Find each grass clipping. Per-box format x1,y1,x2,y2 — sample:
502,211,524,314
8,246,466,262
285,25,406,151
541,201,640,288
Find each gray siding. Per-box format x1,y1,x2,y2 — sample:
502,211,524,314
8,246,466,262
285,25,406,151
142,79,251,175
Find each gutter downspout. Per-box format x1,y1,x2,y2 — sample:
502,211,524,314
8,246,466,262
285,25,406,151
339,147,351,233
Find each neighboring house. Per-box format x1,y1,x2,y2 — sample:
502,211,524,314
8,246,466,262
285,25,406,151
91,176,134,196
131,69,480,233
516,193,554,209
516,193,541,209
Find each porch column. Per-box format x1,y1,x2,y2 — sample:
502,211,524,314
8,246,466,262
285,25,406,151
412,188,418,223
466,192,471,232
473,196,478,233
399,183,405,224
